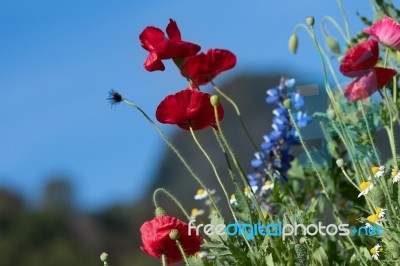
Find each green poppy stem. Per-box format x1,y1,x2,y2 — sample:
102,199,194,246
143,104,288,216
153,188,191,221
161,254,167,266
122,98,222,218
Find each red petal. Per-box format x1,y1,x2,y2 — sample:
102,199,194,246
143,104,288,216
340,39,379,76
182,49,236,85
140,216,201,264
144,52,165,71
166,19,181,41
374,67,397,88
343,67,396,102
139,26,165,51
156,89,224,130
156,40,201,60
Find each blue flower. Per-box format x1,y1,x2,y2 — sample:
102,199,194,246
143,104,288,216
248,77,312,205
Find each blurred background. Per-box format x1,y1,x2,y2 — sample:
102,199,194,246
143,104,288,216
0,0,373,265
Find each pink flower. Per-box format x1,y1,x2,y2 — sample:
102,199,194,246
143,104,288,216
339,39,397,102
364,15,400,51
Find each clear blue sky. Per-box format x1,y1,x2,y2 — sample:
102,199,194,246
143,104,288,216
0,0,372,210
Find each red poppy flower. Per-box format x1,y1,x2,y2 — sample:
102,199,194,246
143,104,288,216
344,68,397,102
181,49,236,86
140,215,201,264
156,89,224,130
339,39,397,102
364,15,400,51
140,19,201,71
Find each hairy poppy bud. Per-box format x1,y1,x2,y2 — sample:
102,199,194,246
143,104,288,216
288,34,299,54
155,207,166,217
327,108,336,119
100,252,108,262
336,158,344,168
306,16,315,26
326,36,341,54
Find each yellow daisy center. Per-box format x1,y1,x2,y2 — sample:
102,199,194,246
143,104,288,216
392,168,398,177
370,247,377,254
244,186,251,193
265,181,272,186
367,214,379,223
371,166,379,175
210,209,217,215
360,181,371,191
230,194,236,200
197,189,205,195
191,208,199,215
375,208,382,215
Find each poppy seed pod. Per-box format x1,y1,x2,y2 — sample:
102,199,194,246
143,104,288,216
169,229,180,240
210,95,220,106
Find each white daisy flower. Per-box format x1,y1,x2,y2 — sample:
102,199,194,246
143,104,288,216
230,194,237,205
208,208,217,219
357,181,373,198
194,188,215,200
391,168,400,183
261,180,274,191
195,251,208,258
370,244,381,260
190,208,205,220
375,208,386,219
371,166,385,179
244,186,253,198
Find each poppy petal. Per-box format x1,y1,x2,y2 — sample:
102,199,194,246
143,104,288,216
345,70,377,102
364,15,400,51
156,89,224,130
144,52,165,71
139,26,165,51
374,67,397,88
182,49,236,85
166,19,181,41
340,39,379,76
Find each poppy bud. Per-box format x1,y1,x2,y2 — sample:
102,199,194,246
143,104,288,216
328,142,340,159
306,16,315,26
100,252,108,262
210,95,220,106
283,99,292,109
288,34,299,54
326,36,341,54
155,207,166,217
169,229,180,240
336,158,344,168
327,108,336,119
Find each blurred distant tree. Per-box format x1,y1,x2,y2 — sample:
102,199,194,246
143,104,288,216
41,179,74,214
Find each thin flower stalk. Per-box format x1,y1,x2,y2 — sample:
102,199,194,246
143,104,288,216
122,98,222,217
